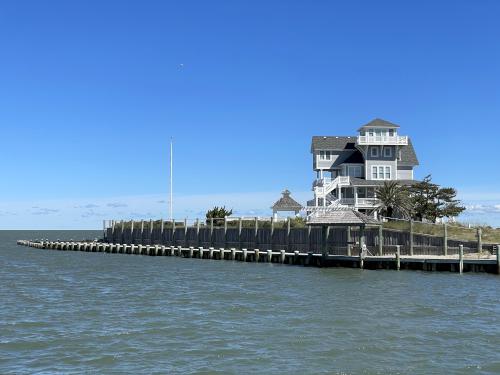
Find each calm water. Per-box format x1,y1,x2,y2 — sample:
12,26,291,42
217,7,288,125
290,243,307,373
1,231,499,374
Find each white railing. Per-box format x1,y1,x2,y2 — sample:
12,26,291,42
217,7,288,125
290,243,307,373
356,198,379,207
314,176,350,198
357,135,408,145
339,198,355,205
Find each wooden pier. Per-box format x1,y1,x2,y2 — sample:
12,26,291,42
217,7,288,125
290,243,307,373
17,240,500,274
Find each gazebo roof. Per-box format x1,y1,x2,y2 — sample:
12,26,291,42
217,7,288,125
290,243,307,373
307,208,380,226
271,189,303,211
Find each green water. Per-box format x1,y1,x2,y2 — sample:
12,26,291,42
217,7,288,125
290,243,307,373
1,230,499,374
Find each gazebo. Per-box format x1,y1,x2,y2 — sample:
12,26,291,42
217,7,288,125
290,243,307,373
307,208,381,257
271,189,303,218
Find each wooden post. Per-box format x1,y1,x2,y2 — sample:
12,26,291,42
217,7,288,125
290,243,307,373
210,218,214,248
254,217,258,249
287,217,291,252
443,223,448,256
307,224,312,253
238,217,243,250
224,216,228,249
270,216,275,251
459,244,464,274
120,220,124,244
496,244,500,275
160,219,164,244
322,225,330,257
130,220,134,244
139,220,144,244
396,245,400,270
111,220,115,243
149,219,153,244
359,225,366,269
184,218,188,248
378,225,383,256
196,218,200,248
172,219,176,247
477,227,482,254
359,225,366,250
409,220,414,256
347,226,352,256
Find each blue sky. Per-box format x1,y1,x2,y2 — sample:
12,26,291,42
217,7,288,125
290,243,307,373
0,0,499,229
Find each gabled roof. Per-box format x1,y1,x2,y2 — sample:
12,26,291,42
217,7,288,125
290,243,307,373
357,118,400,132
271,190,303,211
307,208,379,226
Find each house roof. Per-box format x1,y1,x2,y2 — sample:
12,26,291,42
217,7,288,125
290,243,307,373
357,118,400,132
310,136,357,152
307,208,379,226
311,136,419,166
342,150,364,164
271,189,303,211
399,138,419,166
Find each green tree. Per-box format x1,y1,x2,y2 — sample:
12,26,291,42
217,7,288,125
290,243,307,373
408,175,439,221
408,175,465,222
206,206,233,225
375,181,412,219
435,187,465,220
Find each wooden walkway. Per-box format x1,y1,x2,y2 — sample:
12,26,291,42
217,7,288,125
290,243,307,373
17,240,500,274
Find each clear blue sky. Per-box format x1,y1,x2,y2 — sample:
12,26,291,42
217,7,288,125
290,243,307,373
0,0,499,228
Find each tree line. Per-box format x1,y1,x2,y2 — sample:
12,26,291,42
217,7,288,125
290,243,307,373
376,175,465,222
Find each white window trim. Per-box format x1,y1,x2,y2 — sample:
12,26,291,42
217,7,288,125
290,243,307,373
371,165,392,180
370,147,379,158
384,147,393,158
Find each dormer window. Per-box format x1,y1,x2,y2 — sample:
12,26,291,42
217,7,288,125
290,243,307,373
319,150,332,161
370,147,379,158
384,147,393,157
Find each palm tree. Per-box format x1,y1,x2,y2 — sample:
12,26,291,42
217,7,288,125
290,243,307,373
375,181,412,219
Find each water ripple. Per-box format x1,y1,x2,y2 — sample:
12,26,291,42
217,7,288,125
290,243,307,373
1,230,499,374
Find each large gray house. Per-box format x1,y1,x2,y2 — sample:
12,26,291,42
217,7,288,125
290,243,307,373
308,118,418,216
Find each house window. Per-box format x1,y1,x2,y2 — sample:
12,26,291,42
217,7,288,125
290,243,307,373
369,129,374,137
347,165,362,178
372,165,392,180
384,147,393,158
370,147,379,158
389,129,394,136
319,151,332,161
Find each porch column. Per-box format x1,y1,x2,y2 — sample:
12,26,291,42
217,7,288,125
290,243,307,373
354,187,358,208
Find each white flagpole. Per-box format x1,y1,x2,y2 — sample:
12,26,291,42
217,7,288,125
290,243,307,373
170,138,173,221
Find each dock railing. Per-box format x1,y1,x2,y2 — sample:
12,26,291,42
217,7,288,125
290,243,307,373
102,216,498,257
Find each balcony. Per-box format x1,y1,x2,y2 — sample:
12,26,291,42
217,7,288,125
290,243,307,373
357,135,408,146
356,198,379,207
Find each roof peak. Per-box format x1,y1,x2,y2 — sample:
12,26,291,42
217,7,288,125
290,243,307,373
357,118,400,132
